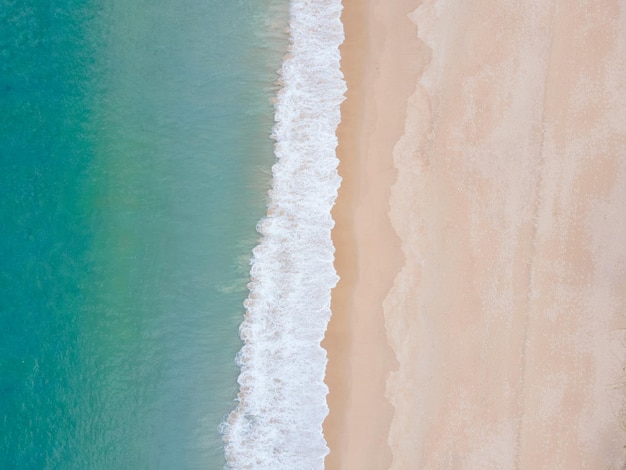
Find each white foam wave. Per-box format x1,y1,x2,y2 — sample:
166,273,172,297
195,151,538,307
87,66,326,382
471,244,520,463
221,0,345,468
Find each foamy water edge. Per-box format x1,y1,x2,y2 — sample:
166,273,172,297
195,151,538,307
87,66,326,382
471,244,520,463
221,1,346,468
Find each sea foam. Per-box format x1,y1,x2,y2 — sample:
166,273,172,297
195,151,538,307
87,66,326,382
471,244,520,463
221,0,345,468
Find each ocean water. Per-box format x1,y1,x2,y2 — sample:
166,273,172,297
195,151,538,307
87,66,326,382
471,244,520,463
1,0,345,468
0,0,290,468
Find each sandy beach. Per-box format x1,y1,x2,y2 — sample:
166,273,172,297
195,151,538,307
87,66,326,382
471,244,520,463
324,0,626,468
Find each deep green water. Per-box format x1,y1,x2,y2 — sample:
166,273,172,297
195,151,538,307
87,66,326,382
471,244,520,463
0,0,288,467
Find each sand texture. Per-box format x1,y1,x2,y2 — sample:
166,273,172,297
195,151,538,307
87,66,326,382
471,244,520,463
325,0,626,468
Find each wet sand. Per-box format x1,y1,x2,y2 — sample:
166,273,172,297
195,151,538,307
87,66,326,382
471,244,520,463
324,0,626,468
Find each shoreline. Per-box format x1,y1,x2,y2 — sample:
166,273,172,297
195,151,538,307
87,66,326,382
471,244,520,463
324,0,626,468
322,0,421,468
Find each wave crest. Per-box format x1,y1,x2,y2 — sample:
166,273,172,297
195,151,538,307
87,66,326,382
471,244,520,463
221,0,345,468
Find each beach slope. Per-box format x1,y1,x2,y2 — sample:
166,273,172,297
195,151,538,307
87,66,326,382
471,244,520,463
325,0,626,468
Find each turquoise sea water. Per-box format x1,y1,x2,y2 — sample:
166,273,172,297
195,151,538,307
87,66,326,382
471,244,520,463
1,0,288,468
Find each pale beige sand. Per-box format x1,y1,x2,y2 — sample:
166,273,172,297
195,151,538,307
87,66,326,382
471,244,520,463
325,0,626,468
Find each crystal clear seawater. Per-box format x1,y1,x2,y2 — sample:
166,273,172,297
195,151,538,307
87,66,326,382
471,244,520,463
1,0,289,468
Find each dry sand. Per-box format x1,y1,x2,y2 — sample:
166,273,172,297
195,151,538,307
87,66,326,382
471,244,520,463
324,0,626,468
